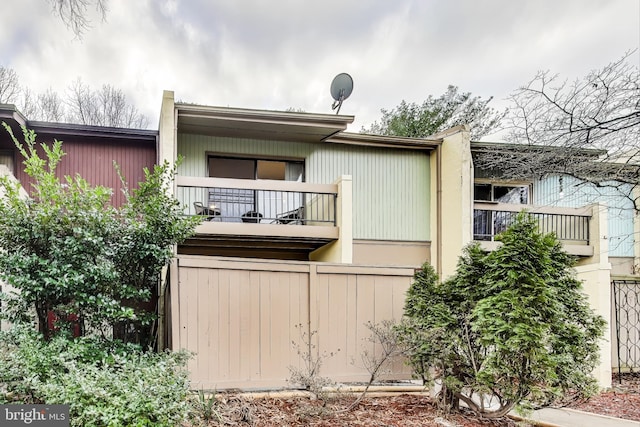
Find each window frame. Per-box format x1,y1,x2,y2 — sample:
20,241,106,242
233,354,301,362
0,150,14,174
205,152,306,181
204,153,306,223
473,180,532,204
473,180,533,241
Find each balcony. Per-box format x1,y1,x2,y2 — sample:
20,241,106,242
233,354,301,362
473,202,593,257
176,176,340,259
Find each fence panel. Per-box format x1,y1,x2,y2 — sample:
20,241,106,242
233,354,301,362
171,256,414,389
612,279,640,373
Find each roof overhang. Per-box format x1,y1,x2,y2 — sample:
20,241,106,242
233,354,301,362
0,103,28,127
471,140,606,158
176,103,354,143
0,103,157,143
27,121,158,142
327,132,442,151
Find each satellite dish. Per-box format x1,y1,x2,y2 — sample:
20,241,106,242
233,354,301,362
330,73,353,114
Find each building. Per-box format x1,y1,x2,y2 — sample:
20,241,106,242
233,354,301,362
2,93,631,390
0,103,158,333
157,91,613,389
0,103,157,207
472,141,640,379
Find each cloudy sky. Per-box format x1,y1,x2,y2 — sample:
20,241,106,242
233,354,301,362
1,0,638,139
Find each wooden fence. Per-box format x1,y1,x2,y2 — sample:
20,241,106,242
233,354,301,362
169,255,415,389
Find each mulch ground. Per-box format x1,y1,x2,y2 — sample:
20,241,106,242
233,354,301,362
566,372,640,422
189,393,520,427
186,372,640,426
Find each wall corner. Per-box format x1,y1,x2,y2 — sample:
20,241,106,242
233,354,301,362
575,203,612,389
436,127,473,279
310,175,352,263
159,90,176,168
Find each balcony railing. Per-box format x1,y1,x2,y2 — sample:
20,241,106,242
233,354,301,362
176,176,337,226
473,202,591,245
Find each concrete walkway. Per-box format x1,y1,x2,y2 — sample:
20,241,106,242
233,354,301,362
515,407,640,426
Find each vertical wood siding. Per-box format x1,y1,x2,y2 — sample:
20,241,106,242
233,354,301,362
13,136,156,208
178,133,430,241
314,270,411,381
172,257,414,389
178,264,309,388
534,175,634,257
307,144,429,241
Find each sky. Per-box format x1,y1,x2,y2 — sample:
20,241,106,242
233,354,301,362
0,0,638,140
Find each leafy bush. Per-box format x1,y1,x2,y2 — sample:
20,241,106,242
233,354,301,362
398,214,606,417
0,327,191,426
0,124,198,344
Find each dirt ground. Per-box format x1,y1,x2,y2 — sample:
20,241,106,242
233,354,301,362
187,373,640,426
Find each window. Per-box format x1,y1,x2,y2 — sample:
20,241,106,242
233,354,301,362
0,151,14,174
474,182,530,240
207,155,304,222
474,183,529,204
208,157,254,179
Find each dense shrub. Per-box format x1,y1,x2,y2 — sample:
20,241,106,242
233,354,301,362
0,327,191,426
398,214,606,417
0,124,198,344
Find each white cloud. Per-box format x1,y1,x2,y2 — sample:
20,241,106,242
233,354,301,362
1,0,638,134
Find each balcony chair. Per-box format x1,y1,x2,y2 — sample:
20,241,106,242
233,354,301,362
241,210,263,223
273,206,304,224
194,201,221,221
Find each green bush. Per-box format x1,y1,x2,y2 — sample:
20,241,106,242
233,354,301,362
398,214,606,417
0,327,191,426
0,124,198,344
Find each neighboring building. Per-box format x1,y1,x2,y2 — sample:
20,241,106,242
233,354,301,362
0,103,158,207
471,141,639,379
0,103,158,332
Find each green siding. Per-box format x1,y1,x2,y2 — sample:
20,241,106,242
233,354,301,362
178,133,430,241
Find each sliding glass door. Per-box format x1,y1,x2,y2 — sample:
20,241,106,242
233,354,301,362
208,156,304,223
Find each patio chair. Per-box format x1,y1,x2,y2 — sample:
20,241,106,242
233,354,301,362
274,206,304,224
194,201,221,221
241,210,263,223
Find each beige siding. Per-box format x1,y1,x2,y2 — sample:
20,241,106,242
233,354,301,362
353,240,430,266
171,256,414,389
177,133,430,241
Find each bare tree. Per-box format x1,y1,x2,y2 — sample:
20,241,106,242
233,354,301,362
0,68,148,129
47,0,109,38
0,67,20,104
19,87,66,122
19,88,39,118
475,52,640,210
37,89,66,122
66,79,148,128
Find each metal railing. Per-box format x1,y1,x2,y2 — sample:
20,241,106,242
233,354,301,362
473,203,590,244
176,176,337,226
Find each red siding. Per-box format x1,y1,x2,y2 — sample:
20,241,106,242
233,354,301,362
14,135,156,208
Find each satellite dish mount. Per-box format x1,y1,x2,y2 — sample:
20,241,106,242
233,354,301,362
330,73,353,114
